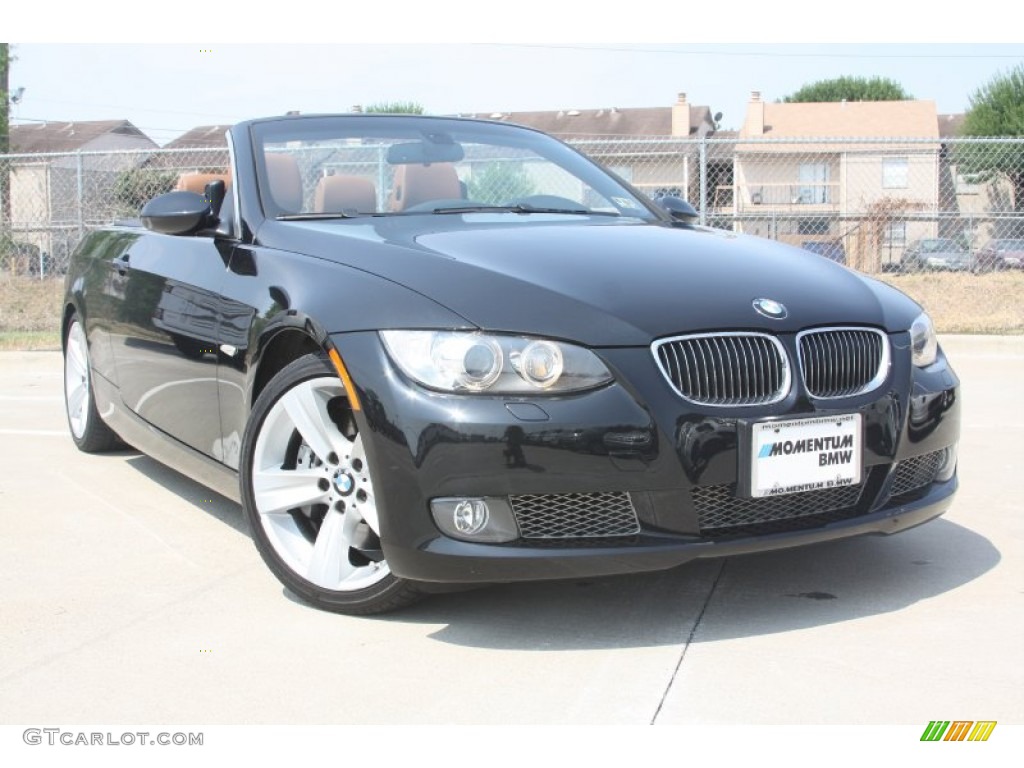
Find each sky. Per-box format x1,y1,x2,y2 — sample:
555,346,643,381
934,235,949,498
8,42,1022,147
5,5,1023,146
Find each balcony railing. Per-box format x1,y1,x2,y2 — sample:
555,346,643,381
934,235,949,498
713,182,840,210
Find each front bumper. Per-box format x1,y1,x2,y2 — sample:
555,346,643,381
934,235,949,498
335,331,961,584
385,479,956,582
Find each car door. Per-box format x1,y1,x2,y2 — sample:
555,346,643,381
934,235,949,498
107,233,234,458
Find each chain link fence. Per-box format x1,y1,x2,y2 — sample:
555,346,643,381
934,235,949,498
1,137,1022,277
0,147,228,276
576,135,1024,275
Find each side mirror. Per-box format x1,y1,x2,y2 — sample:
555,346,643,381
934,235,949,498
204,179,227,217
657,196,700,225
141,191,212,236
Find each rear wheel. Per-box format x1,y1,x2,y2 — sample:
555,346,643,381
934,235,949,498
240,354,422,615
64,315,120,453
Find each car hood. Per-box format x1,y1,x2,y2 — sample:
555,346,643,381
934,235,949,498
257,216,920,347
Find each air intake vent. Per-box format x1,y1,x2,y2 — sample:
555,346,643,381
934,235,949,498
653,333,789,406
797,328,889,398
890,450,944,500
693,482,864,538
509,492,640,539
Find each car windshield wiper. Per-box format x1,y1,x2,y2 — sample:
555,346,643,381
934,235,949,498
276,211,362,221
427,204,619,216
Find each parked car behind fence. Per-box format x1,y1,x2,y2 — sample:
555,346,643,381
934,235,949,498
901,238,971,272
973,239,1024,273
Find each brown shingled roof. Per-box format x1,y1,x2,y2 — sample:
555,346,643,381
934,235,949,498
163,125,231,149
468,105,713,138
739,99,940,152
765,101,938,138
10,120,150,153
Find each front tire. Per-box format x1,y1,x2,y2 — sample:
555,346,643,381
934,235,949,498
64,314,121,453
240,354,422,615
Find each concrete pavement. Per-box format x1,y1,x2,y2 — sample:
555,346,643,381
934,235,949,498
0,336,1020,724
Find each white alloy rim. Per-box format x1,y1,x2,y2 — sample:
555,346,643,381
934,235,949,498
65,321,90,439
251,377,388,591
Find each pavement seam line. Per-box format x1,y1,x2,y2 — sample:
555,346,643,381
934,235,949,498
650,559,727,725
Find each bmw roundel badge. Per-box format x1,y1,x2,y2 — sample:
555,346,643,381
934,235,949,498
753,298,788,319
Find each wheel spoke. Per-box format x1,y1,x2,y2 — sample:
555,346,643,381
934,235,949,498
67,384,87,421
279,381,344,463
67,337,87,375
252,466,327,515
252,372,391,594
64,323,91,439
307,510,358,587
349,437,380,532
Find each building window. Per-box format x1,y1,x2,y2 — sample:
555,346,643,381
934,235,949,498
883,158,909,189
884,221,907,247
798,163,831,204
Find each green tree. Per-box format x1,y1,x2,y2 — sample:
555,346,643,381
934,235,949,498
0,44,8,153
362,101,425,115
467,163,536,204
782,76,912,103
113,168,179,216
1,44,11,233
959,64,1024,212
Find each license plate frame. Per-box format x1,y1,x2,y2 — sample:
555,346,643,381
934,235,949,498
740,414,862,498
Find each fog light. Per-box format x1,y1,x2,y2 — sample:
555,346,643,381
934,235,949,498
453,499,489,534
430,497,520,543
936,443,958,482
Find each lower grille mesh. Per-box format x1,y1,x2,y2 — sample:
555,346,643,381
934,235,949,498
509,492,640,539
890,450,944,500
693,483,864,538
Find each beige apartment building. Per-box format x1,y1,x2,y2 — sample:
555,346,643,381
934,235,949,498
729,94,943,270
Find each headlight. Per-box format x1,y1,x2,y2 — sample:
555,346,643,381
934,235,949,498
380,331,613,394
910,312,938,367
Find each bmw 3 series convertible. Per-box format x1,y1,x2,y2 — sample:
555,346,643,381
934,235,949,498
62,114,960,614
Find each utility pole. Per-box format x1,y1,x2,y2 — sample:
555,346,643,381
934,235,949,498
1,43,11,234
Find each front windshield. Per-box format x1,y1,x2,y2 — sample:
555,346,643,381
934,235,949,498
248,115,658,221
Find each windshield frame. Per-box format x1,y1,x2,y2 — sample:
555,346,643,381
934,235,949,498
247,114,664,223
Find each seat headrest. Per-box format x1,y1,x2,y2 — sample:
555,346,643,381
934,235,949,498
175,171,231,195
265,154,304,213
389,163,461,211
314,175,377,214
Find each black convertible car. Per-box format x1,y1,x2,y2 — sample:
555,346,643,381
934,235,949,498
62,114,960,614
